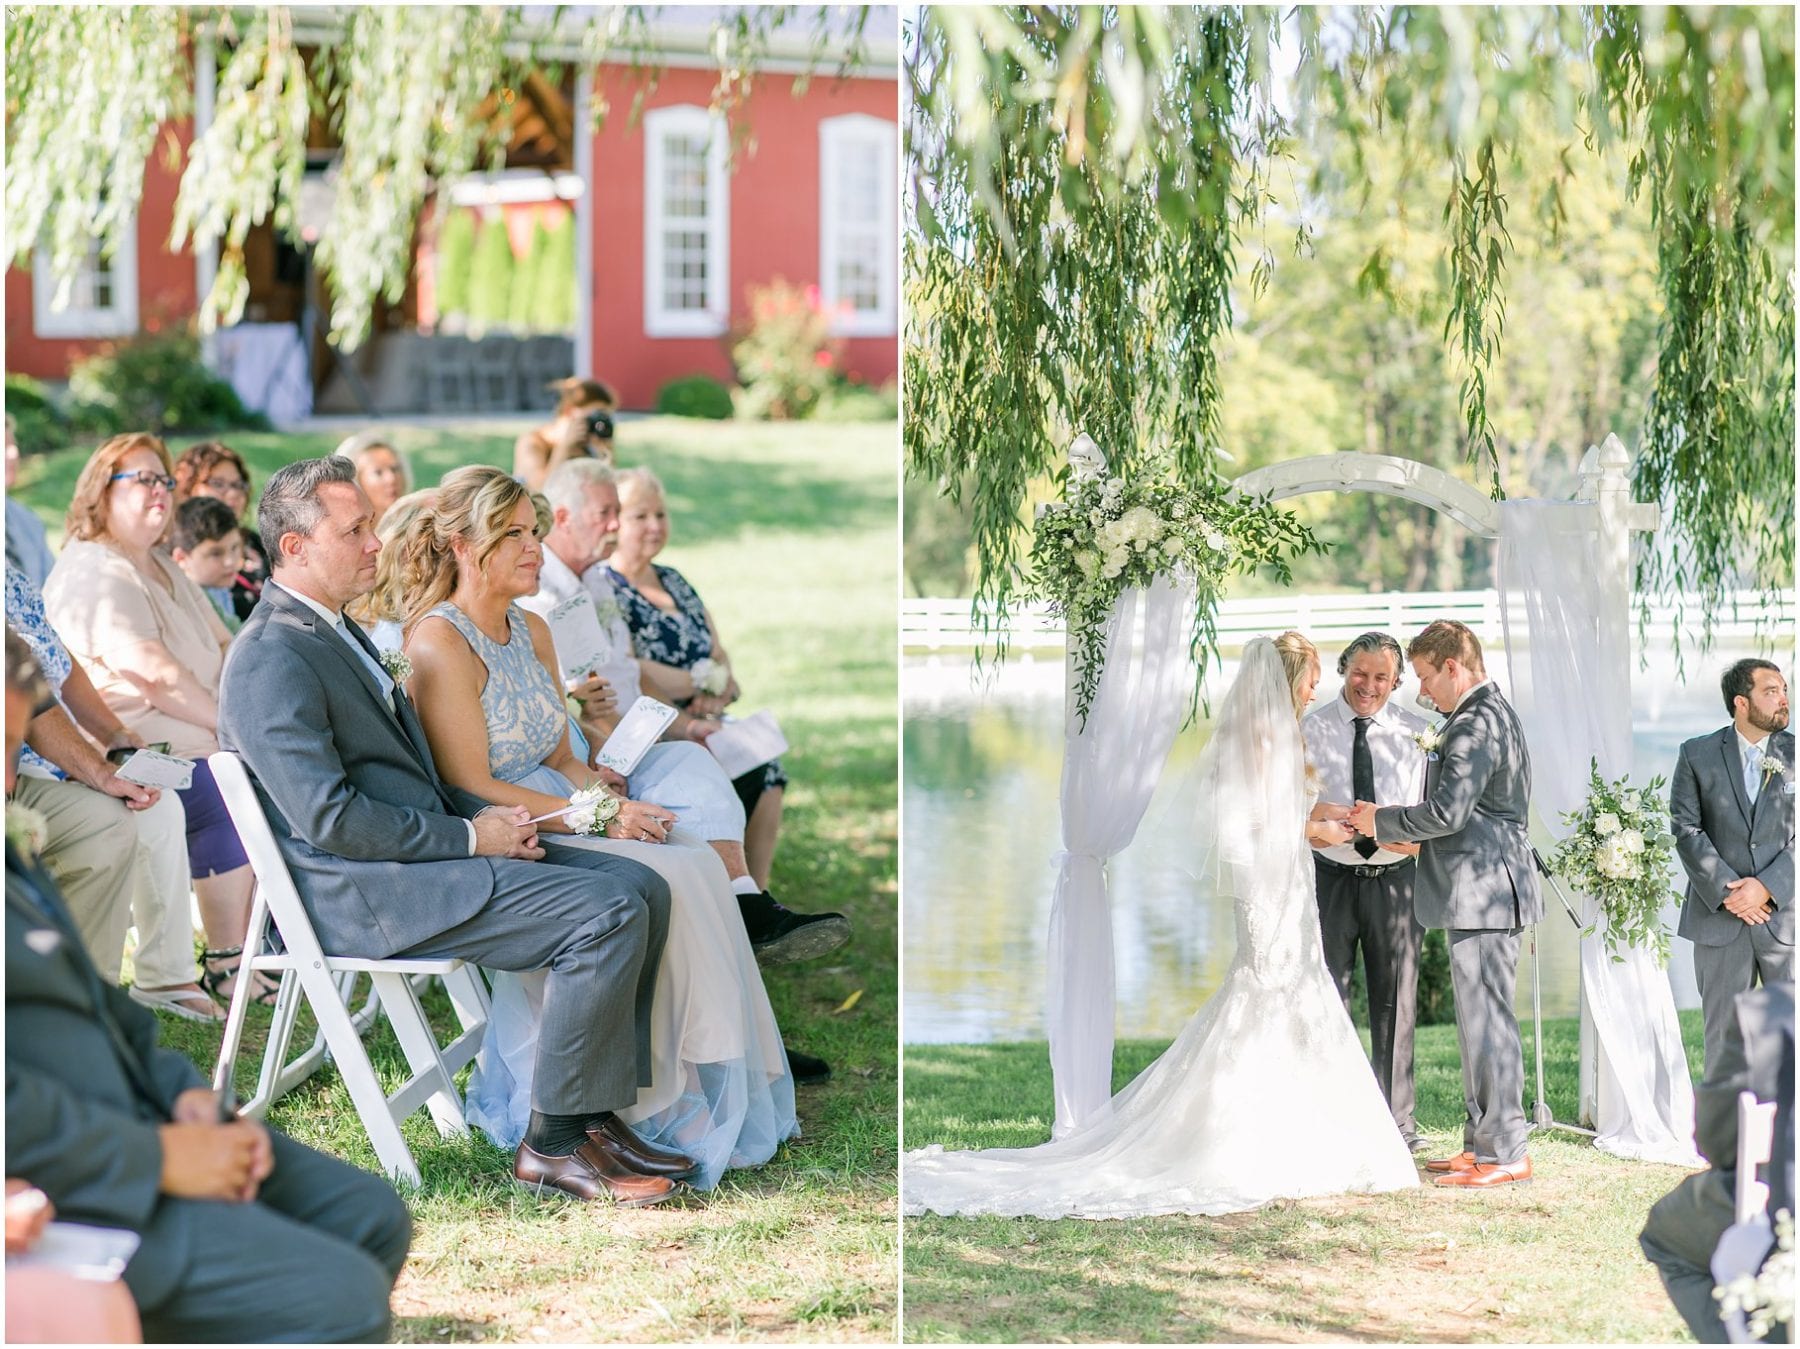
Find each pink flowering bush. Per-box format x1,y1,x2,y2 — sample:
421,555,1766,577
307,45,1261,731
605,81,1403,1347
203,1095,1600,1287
729,279,847,420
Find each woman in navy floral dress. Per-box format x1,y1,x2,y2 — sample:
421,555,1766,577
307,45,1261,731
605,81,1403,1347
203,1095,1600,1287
599,468,791,884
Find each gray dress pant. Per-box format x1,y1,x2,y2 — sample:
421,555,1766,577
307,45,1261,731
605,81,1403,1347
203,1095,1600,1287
1692,922,1794,1076
1446,926,1528,1164
398,843,671,1115
131,1130,412,1343
1313,856,1423,1142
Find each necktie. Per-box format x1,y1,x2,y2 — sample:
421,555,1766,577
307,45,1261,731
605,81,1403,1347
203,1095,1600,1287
1352,716,1378,859
1745,742,1763,805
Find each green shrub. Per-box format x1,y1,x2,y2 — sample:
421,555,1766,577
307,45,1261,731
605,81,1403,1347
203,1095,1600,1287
509,219,548,331
728,278,844,420
814,376,898,422
67,331,269,436
655,373,735,419
4,373,71,451
466,214,515,331
434,207,478,323
531,210,577,333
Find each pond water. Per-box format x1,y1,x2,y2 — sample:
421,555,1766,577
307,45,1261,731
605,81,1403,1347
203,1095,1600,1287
902,639,1784,1045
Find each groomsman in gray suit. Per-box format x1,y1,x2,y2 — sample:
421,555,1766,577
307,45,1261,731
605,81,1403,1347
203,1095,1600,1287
219,457,693,1207
1350,620,1543,1189
1302,631,1430,1153
1671,658,1793,1075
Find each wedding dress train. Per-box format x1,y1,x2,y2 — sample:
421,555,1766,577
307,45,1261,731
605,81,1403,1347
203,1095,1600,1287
903,639,1419,1219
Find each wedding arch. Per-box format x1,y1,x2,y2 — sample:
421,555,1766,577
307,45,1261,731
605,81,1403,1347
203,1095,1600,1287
1050,433,1703,1166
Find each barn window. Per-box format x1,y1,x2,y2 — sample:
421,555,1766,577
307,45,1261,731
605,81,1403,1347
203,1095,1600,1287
643,105,729,338
819,114,896,337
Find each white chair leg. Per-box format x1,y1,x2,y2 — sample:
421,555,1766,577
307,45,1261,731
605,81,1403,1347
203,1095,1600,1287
371,971,468,1139
436,964,492,1077
243,969,308,1118
305,969,423,1186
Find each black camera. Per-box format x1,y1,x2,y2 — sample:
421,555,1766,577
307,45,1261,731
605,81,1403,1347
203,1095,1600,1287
584,408,615,443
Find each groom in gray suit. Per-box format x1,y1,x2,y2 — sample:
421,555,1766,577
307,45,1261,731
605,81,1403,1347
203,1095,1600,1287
1350,620,1542,1189
1671,658,1793,1074
219,457,693,1207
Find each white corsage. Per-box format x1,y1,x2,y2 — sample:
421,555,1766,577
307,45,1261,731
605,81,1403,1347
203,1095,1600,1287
1760,753,1787,789
377,649,414,683
564,784,622,836
690,657,731,698
5,802,49,858
1413,723,1444,758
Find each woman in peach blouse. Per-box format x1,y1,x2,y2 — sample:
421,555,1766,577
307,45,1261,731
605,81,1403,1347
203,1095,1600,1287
43,434,264,1005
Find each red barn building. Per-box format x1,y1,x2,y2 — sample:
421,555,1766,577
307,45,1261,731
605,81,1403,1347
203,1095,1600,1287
5,9,898,415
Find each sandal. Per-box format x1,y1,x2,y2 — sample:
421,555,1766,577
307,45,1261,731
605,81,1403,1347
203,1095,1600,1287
129,983,227,1023
201,946,281,1008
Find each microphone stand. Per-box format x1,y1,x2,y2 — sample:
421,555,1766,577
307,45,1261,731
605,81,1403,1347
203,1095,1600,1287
1526,845,1597,1138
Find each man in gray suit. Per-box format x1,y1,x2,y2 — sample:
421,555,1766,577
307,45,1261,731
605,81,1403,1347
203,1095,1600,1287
218,457,689,1207
1350,620,1542,1189
1671,658,1794,1075
5,630,412,1341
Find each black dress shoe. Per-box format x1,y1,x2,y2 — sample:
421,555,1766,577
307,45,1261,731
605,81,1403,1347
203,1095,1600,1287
786,1045,832,1085
586,1114,699,1179
738,890,851,966
513,1142,679,1207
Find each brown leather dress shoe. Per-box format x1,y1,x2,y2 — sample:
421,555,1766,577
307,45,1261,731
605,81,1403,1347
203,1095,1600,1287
1432,1156,1532,1188
1423,1150,1477,1173
587,1115,699,1179
513,1141,680,1207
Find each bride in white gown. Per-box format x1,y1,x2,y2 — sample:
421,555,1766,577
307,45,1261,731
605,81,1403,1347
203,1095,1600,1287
904,633,1419,1219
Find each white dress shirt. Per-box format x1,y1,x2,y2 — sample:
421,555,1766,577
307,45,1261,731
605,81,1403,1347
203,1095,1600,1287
269,579,477,855
518,545,644,701
1301,691,1428,867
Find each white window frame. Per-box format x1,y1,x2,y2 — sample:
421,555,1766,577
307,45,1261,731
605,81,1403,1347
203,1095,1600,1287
32,223,139,340
818,113,897,338
643,105,730,339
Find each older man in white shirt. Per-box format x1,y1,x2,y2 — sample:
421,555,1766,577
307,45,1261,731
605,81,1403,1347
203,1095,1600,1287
1301,631,1430,1153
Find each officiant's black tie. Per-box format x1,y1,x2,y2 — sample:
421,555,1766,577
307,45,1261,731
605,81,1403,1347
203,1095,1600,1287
1352,716,1378,859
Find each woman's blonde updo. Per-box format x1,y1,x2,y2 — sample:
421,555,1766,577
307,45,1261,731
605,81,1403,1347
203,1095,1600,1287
348,488,439,628
396,466,537,632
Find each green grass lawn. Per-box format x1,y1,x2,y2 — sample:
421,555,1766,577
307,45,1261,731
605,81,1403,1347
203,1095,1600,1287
15,416,899,1342
903,1012,1709,1344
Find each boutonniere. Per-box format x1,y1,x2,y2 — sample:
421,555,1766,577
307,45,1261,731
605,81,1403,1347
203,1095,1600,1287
377,649,414,683
1413,723,1445,761
1760,753,1787,788
5,801,49,858
591,594,623,629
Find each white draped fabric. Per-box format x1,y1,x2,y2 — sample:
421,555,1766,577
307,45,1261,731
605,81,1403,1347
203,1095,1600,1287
1046,573,1195,1137
1498,499,1703,1167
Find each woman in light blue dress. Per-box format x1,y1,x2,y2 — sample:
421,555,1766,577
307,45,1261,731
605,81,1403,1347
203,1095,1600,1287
397,467,796,1188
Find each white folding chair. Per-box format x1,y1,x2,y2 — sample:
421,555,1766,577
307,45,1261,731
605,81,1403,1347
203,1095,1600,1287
208,751,490,1186
1735,1089,1779,1225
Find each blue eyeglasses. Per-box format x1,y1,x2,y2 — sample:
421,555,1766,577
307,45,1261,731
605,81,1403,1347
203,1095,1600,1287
109,470,177,492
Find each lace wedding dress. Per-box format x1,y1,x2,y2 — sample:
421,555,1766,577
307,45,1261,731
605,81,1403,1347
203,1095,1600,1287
904,639,1420,1219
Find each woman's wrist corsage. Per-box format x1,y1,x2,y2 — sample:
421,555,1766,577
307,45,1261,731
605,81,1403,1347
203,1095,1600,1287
565,783,622,836
690,657,731,698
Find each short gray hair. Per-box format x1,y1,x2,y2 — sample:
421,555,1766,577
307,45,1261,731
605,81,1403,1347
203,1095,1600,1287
542,457,617,515
614,465,665,504
259,456,359,563
1336,630,1404,680
333,432,413,489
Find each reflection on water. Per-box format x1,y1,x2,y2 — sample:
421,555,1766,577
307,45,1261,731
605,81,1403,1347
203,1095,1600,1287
902,643,1777,1045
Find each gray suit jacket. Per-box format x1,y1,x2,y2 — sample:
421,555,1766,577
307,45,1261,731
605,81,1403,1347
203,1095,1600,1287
1671,726,1795,948
217,582,508,959
1373,681,1543,931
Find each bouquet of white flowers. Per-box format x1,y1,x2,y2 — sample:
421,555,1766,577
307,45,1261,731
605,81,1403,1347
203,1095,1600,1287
1029,440,1318,722
1547,758,1678,962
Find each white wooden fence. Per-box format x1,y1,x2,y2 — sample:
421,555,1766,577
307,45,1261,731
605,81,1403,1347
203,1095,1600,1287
902,589,1795,653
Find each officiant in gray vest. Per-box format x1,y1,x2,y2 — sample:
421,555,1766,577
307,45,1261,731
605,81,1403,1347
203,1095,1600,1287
1302,631,1430,1154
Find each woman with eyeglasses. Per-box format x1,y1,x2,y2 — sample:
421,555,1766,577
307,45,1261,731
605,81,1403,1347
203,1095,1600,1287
42,433,267,1010
172,440,266,621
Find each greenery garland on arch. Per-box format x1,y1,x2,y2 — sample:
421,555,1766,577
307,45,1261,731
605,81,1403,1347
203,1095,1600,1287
905,5,1793,674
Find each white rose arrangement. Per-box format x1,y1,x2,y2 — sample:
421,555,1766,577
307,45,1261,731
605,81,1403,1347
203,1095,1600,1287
690,657,731,698
564,783,623,836
1413,723,1445,757
1030,438,1319,722
1547,758,1678,962
5,802,50,858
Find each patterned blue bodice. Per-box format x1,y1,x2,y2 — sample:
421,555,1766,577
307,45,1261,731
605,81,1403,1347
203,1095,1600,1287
425,602,564,784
